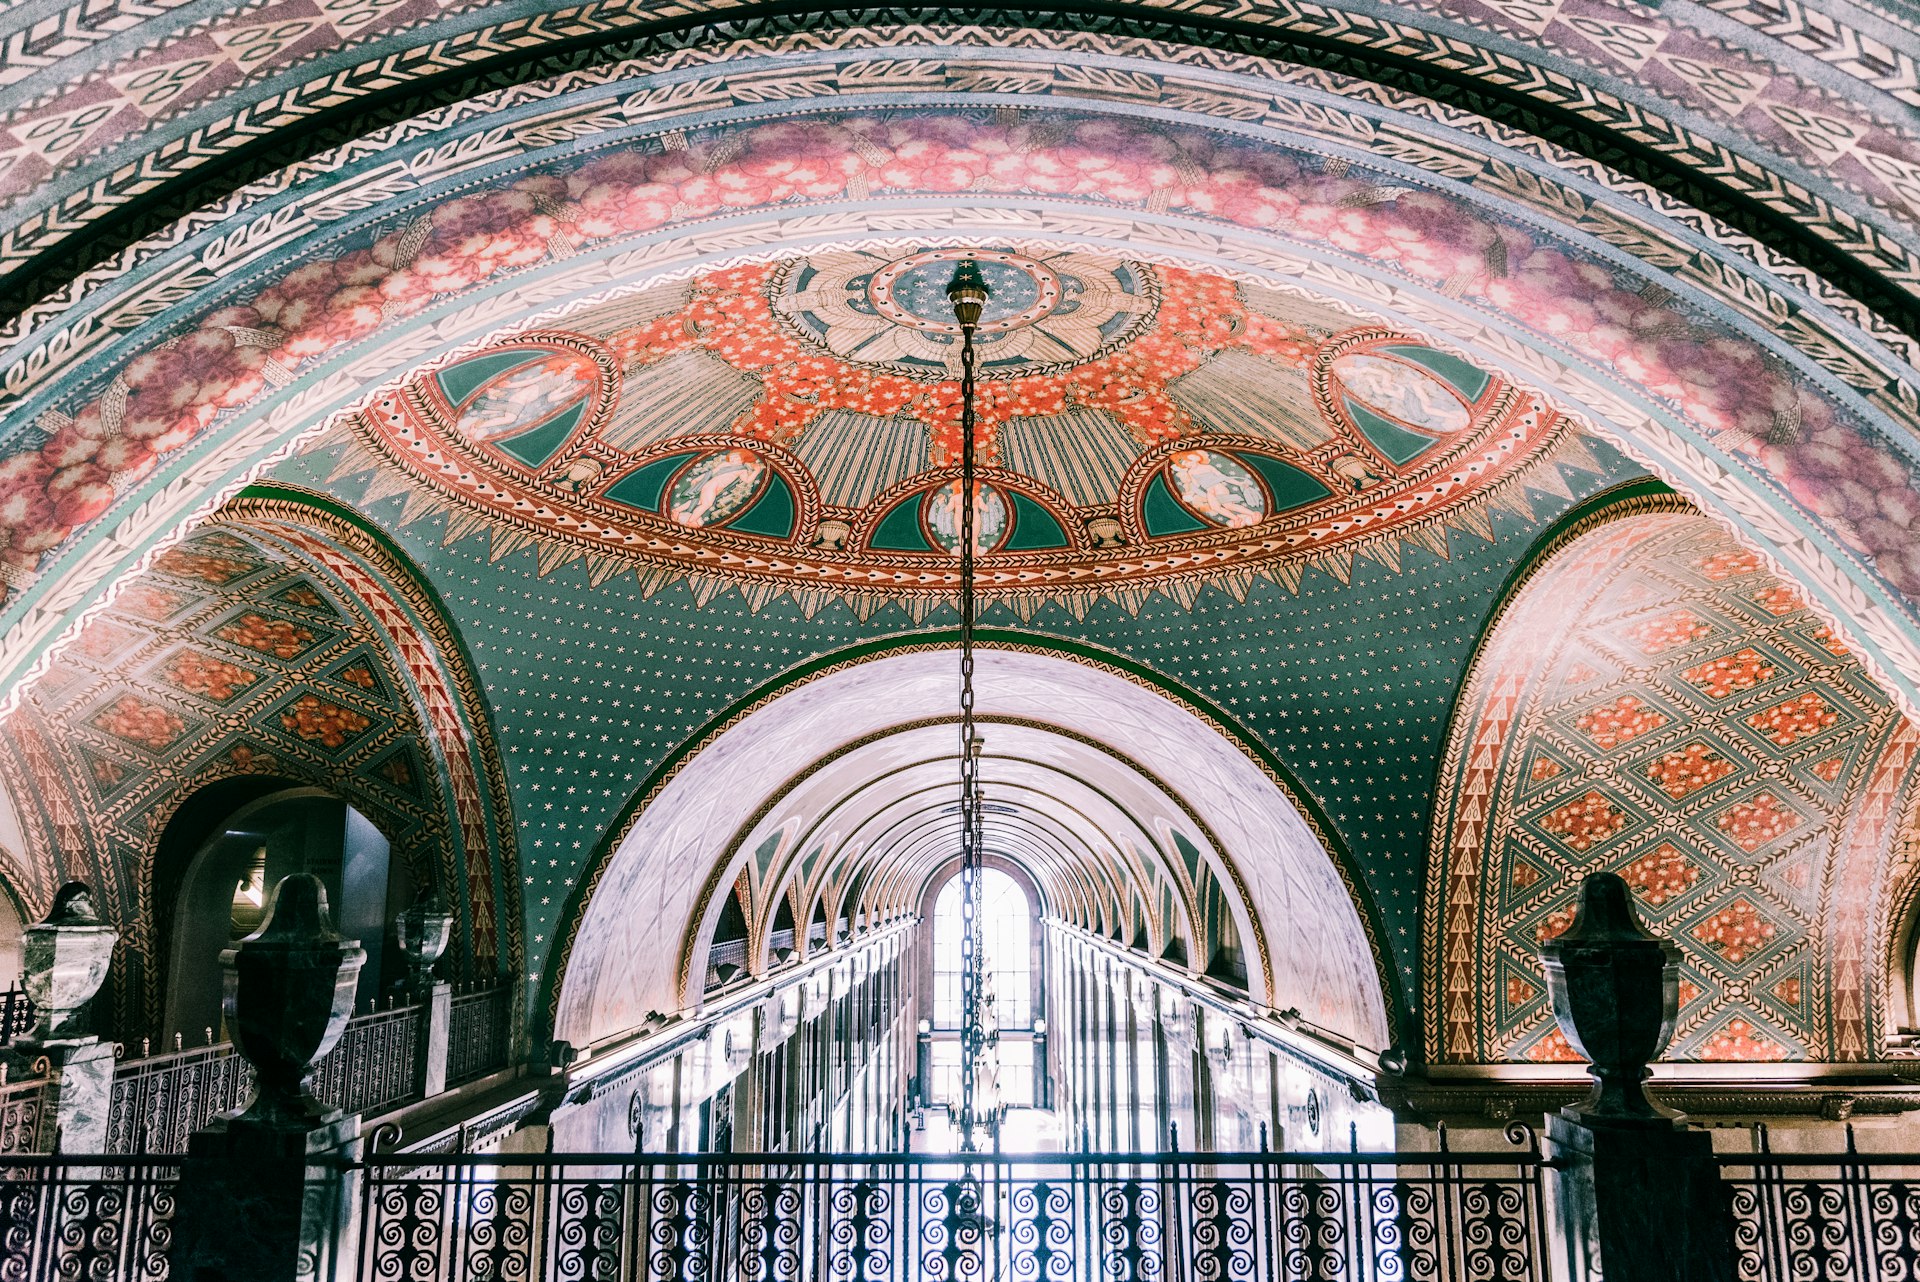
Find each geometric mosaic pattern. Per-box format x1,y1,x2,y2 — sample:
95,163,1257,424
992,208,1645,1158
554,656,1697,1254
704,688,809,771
0,501,518,1039
1426,507,1920,1063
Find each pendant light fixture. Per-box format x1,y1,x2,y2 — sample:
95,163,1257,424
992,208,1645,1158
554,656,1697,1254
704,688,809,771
947,257,990,1153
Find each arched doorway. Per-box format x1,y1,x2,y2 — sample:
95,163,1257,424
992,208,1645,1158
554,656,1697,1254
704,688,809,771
157,783,409,1044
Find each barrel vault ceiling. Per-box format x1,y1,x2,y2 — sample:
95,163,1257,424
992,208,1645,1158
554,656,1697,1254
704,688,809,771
0,14,1915,1068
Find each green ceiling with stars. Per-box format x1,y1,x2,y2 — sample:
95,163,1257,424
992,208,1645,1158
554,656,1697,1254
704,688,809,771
272,419,1645,1035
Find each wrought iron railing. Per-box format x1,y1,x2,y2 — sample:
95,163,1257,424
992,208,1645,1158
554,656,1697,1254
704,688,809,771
103,1001,426,1155
106,1042,251,1156
314,1002,421,1119
445,983,511,1087
355,1142,1564,1281
0,1073,47,1157
0,989,32,1048
0,1156,179,1282
1720,1136,1920,1281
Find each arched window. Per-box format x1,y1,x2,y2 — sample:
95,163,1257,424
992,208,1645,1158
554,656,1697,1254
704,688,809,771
158,786,411,1044
930,868,1036,1107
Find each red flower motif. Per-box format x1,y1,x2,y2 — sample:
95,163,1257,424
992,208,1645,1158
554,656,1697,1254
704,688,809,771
1645,743,1736,800
1746,692,1838,746
1573,695,1668,750
1691,896,1776,962
155,547,253,585
279,693,372,749
1540,791,1629,852
1696,549,1760,580
1716,792,1804,853
1621,842,1700,907
216,613,315,659
161,651,257,703
1698,1018,1789,1062
1682,648,1777,700
1624,609,1711,655
92,694,186,750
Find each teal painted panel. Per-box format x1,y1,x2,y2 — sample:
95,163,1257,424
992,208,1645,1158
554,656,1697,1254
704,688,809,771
1004,491,1070,551
1142,472,1210,537
870,493,935,551
604,451,699,514
1348,398,1441,465
1379,344,1492,402
726,471,797,539
435,350,548,407
1236,452,1332,513
495,399,586,470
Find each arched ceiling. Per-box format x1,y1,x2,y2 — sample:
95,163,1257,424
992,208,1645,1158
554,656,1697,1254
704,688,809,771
699,721,1259,990
0,494,520,1034
552,647,1390,1056
1427,507,1920,1065
2,8,1916,329
0,18,1916,1073
1,34,1916,717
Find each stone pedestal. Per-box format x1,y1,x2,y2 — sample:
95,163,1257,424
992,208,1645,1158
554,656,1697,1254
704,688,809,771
1545,1113,1734,1282
417,979,451,1099
173,1115,361,1282
3,882,118,1153
1538,874,1736,1282
170,874,365,1282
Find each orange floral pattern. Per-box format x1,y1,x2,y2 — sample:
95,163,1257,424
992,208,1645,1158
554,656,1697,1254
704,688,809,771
160,651,257,702
117,583,187,621
1624,609,1711,654
1572,695,1668,750
1529,756,1563,782
1698,1017,1790,1062
155,547,254,585
1691,897,1777,962
1681,647,1776,699
1716,792,1803,853
337,663,377,691
1752,584,1804,616
1506,976,1539,1006
1645,743,1737,800
1535,906,1576,941
1696,549,1761,580
279,694,372,749
91,694,186,749
1772,977,1802,1007
1540,791,1629,851
279,585,324,608
1523,1026,1582,1063
216,613,316,659
1622,843,1700,907
1746,692,1838,746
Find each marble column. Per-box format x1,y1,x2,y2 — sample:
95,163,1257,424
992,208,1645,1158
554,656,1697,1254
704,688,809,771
6,882,118,1154
170,874,366,1282
395,898,454,1099
1539,872,1736,1282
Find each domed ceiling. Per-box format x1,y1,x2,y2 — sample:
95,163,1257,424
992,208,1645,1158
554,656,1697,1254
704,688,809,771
324,248,1587,614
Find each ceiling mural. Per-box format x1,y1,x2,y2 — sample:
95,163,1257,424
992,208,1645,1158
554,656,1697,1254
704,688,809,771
3,15,1915,334
319,252,1596,614
1425,507,1920,1064
0,500,519,1034
3,80,1916,712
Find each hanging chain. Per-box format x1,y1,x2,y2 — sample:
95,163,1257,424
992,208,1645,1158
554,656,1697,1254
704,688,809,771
947,258,989,1154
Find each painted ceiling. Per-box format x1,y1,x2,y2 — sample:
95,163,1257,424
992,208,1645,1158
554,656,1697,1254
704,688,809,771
322,251,1587,613
1427,510,1920,1064
0,505,517,1035
0,41,1916,715
2,10,1916,334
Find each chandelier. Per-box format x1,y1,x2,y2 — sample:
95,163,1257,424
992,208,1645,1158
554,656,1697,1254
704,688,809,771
947,259,990,1153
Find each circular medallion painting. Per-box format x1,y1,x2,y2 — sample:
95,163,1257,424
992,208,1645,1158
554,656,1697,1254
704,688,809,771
923,481,1010,555
667,450,768,529
352,255,1579,612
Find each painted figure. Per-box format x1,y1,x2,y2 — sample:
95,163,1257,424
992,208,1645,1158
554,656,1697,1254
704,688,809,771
455,354,597,445
668,449,767,527
925,481,1009,554
1333,353,1471,435
1169,450,1267,528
